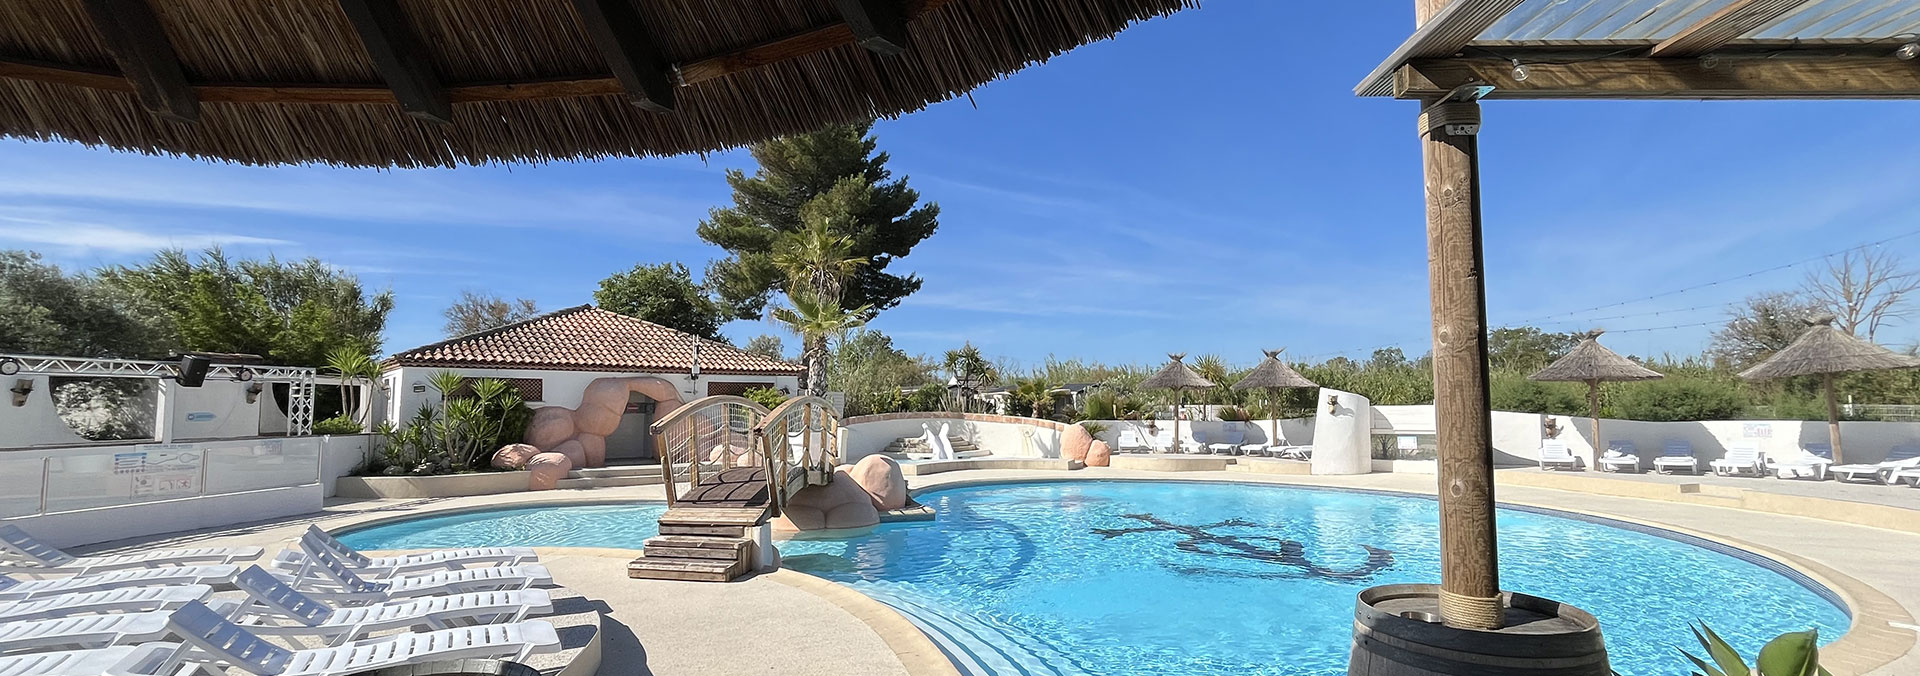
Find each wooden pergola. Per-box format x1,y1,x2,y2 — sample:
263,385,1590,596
1360,0,1920,638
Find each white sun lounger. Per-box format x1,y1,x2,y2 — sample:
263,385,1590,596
1116,428,1151,453
0,642,182,676
230,566,552,646
1597,440,1640,473
1829,444,1920,484
0,566,238,602
0,610,176,654
1710,442,1765,477
1538,440,1582,471
0,585,215,624
1891,466,1920,487
273,540,550,604
159,600,560,676
269,526,537,578
0,525,261,577
1207,426,1245,455
1652,439,1700,475
1768,443,1833,480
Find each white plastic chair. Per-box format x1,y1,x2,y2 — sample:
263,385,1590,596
229,566,553,646
159,600,560,676
1652,439,1700,475
1117,428,1147,453
1597,440,1640,473
1710,442,1765,477
0,642,182,676
0,525,261,577
0,585,215,624
0,565,238,602
1768,443,1833,480
269,526,536,578
273,538,550,604
1538,440,1582,471
1830,444,1920,484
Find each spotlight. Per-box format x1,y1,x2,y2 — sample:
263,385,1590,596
1897,42,1920,61
1511,59,1531,82
233,368,255,382
0,357,18,376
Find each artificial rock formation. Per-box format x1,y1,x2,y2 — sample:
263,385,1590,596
1086,440,1113,467
1061,423,1093,463
525,407,576,449
526,452,572,491
774,467,880,532
550,439,587,468
491,443,540,470
848,455,908,510
518,376,684,480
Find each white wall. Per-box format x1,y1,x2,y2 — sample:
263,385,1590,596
1313,388,1371,475
320,434,373,498
0,375,93,447
1,376,280,448
843,415,1064,462
379,366,801,424
1081,418,1316,449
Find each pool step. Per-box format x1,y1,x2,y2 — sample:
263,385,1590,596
643,535,750,561
658,523,748,537
626,555,746,583
632,506,768,582
885,434,990,461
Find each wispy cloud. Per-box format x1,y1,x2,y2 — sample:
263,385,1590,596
0,214,292,255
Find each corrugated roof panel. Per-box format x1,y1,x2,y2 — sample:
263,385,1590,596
1475,0,1919,43
1754,0,1920,39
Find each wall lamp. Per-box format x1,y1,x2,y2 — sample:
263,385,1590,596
411,382,427,393
9,379,32,407
1897,42,1919,61
1542,417,1562,439
229,368,255,382
245,382,265,404
1326,394,1340,415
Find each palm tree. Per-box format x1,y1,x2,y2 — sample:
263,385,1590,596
771,291,869,395
1013,378,1060,418
325,347,381,427
772,218,869,397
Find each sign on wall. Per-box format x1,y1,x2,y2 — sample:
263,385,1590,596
1742,423,1773,439
121,444,203,498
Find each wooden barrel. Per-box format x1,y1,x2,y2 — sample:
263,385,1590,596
349,660,541,676
1349,584,1610,676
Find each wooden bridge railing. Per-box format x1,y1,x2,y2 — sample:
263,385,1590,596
756,396,841,519
649,395,766,508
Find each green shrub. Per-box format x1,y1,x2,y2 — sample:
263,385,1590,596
1079,421,1110,437
313,416,362,435
905,384,946,412
1217,406,1250,422
742,386,788,410
1490,372,1587,416
1608,377,1745,421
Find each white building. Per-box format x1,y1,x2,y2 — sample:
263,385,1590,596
377,305,804,463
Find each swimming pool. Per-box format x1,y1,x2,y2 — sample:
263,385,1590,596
338,481,1849,676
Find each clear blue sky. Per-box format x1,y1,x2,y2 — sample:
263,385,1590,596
5,2,1918,369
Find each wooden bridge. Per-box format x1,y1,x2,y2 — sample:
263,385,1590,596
628,395,841,582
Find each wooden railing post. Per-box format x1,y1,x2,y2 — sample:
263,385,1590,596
655,426,675,506
803,404,817,484
688,416,703,488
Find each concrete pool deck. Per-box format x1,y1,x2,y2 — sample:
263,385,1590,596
61,468,1920,676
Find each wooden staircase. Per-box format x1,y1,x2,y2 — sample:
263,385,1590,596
628,506,765,582
883,434,989,460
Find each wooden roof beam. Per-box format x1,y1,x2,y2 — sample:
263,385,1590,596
1396,56,1920,100
1354,0,1527,96
78,0,198,123
834,0,910,56
336,0,451,124
1648,0,1814,58
570,0,676,113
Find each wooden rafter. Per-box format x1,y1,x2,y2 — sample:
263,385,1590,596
1396,56,1920,100
77,0,197,123
1649,0,1813,58
569,0,675,113
1354,0,1527,97
336,0,451,124
833,0,910,56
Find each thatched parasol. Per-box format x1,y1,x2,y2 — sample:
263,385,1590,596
1529,330,1662,457
1140,353,1215,453
0,0,1194,168
1739,316,1920,464
1231,349,1318,446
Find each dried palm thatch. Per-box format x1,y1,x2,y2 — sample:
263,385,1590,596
0,0,1196,168
1141,353,1212,452
1231,349,1317,446
1527,331,1662,454
1739,316,1920,464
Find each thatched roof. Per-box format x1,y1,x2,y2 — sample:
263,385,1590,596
0,0,1194,168
1232,349,1316,391
1529,331,1663,384
1140,353,1214,391
1740,316,1920,381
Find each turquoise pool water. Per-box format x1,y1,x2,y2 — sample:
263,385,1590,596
337,481,1849,676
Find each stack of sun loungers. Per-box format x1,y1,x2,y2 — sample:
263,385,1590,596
0,523,561,676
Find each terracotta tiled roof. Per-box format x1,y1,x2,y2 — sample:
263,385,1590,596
386,305,803,375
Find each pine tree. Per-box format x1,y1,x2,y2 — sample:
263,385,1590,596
697,121,939,321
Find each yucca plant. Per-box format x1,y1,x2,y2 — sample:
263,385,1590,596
1682,623,1828,676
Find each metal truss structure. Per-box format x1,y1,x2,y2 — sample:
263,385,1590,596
0,354,320,436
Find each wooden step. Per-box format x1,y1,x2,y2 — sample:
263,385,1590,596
627,556,745,582
659,523,748,537
643,536,749,561
660,506,768,527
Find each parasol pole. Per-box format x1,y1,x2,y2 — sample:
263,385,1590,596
1587,379,1601,465
1824,373,1843,464
1174,390,1183,454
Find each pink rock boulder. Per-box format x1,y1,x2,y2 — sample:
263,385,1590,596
774,468,880,532
1086,440,1113,467
525,407,576,449
1061,423,1094,462
848,455,908,510
575,435,606,468
526,452,572,491
550,439,587,468
491,443,541,470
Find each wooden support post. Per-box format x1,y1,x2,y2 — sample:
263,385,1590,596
337,0,452,123
1416,4,1503,622
1588,380,1602,461
568,0,676,112
655,427,675,506
78,0,198,123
